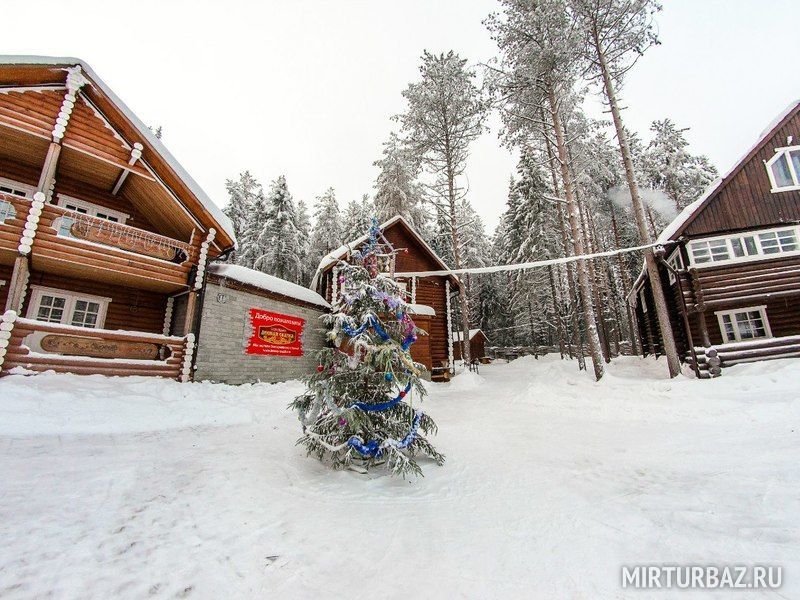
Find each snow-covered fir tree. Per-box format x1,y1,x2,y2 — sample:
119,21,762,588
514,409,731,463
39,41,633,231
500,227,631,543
373,132,428,231
223,170,263,263
642,119,718,211
309,188,344,268
253,175,303,284
295,199,313,285
233,178,269,270
291,219,444,478
342,194,373,242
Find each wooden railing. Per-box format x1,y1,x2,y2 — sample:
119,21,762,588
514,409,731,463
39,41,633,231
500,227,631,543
0,312,194,380
0,192,198,290
37,202,196,290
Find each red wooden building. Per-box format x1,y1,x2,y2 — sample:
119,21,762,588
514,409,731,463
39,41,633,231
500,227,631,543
452,328,489,362
0,57,236,380
311,215,460,381
630,99,800,375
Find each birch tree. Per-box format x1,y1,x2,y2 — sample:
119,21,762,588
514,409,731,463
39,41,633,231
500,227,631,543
570,0,680,377
397,50,489,365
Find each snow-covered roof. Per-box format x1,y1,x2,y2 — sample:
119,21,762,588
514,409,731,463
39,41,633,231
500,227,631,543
209,263,330,308
407,303,435,316
655,98,800,244
0,56,236,245
309,215,458,290
451,328,484,343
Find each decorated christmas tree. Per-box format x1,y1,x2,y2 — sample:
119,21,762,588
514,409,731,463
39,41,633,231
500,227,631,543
291,218,444,477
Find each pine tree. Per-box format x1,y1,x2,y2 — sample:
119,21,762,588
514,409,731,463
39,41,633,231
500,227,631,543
309,188,344,269
487,0,606,379
570,0,680,377
291,219,444,478
254,175,303,283
373,132,428,230
397,50,488,365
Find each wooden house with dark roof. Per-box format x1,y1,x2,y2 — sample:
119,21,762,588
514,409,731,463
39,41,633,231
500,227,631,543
630,99,800,375
0,57,236,380
311,215,460,381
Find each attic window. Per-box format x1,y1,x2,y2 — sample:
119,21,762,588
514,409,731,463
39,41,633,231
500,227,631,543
765,145,800,192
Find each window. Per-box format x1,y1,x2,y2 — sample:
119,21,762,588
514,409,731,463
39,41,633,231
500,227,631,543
666,249,685,284
758,229,798,254
730,235,758,258
715,306,772,343
765,145,800,192
27,286,111,329
689,238,730,264
688,226,800,267
55,194,128,238
35,294,67,323
0,177,35,198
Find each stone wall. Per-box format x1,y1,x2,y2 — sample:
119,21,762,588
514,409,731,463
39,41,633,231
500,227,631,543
194,280,328,384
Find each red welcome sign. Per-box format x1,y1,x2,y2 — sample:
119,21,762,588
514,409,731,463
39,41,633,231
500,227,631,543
246,308,305,357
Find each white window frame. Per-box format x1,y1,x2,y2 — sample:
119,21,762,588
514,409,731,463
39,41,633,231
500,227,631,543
666,248,684,285
26,285,112,329
765,144,800,193
56,194,129,224
687,224,800,268
0,176,36,198
714,305,772,343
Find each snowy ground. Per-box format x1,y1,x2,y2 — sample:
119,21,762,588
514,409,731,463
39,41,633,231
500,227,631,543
1,356,798,599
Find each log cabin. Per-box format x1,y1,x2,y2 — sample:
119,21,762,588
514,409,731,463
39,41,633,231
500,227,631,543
310,215,460,381
630,99,800,376
0,57,236,380
452,328,489,363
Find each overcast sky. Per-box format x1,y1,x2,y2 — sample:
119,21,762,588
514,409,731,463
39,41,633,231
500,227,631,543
5,0,800,232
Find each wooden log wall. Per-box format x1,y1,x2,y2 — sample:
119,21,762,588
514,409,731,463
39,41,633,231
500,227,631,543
383,225,453,373
689,335,800,373
23,271,169,334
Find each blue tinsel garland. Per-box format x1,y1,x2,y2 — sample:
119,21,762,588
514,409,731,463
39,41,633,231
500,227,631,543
352,382,412,412
347,410,423,458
